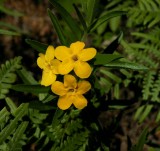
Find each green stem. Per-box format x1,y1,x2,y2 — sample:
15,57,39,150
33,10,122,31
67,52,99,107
81,31,88,42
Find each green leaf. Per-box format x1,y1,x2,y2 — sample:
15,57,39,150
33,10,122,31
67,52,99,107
39,93,57,103
100,69,122,83
0,107,10,125
139,105,153,123
52,108,64,128
0,57,22,99
101,143,110,151
103,31,123,54
49,0,82,40
17,67,38,85
0,22,24,33
134,105,145,120
11,84,50,94
29,101,56,111
47,9,68,46
88,11,126,32
73,4,87,31
86,0,98,25
5,97,17,115
114,84,120,99
0,5,24,17
130,127,148,151
109,16,121,32
0,29,20,36
25,39,48,53
8,121,28,149
0,103,28,144
80,0,87,14
94,53,123,65
104,61,148,70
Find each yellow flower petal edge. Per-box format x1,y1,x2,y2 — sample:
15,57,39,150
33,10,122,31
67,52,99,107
57,95,73,110
41,70,56,86
51,74,91,110
74,61,92,78
37,54,45,69
37,45,60,86
55,41,97,78
64,74,77,88
73,95,87,109
70,41,85,54
45,45,55,62
51,81,67,96
79,48,97,61
55,46,72,61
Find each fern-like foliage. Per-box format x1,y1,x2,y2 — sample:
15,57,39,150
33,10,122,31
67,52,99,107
105,0,160,28
48,109,90,151
95,67,132,101
0,98,28,151
0,56,22,99
128,0,160,27
57,131,89,151
19,108,90,151
121,27,160,122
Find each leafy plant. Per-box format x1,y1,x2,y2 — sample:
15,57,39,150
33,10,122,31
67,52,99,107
1,0,159,150
0,57,22,99
0,0,24,35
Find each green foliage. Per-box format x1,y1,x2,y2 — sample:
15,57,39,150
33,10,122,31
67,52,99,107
0,5,23,17
88,11,126,32
11,84,50,94
94,54,123,65
49,0,82,41
48,109,90,151
73,4,87,32
127,0,160,27
88,0,160,125
0,56,22,99
130,127,148,151
47,8,69,46
25,39,48,53
0,1,24,36
0,29,20,36
1,0,160,150
121,28,160,122
104,60,148,70
0,98,29,150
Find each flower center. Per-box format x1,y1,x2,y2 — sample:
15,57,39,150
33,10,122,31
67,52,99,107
72,55,78,61
45,62,52,70
68,88,74,92
45,59,54,70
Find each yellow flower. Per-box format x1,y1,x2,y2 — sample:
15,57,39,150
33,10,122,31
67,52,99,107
37,45,60,86
55,41,97,78
51,74,91,110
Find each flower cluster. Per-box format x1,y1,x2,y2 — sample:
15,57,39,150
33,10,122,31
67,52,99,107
37,41,97,110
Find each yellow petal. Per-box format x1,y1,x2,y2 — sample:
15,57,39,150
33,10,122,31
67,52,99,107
70,41,85,54
57,95,73,110
58,59,74,75
37,54,45,69
45,45,55,62
50,59,61,74
73,95,87,109
64,74,77,88
79,48,97,61
41,70,56,86
55,46,72,61
77,81,91,94
74,61,92,78
51,81,67,96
